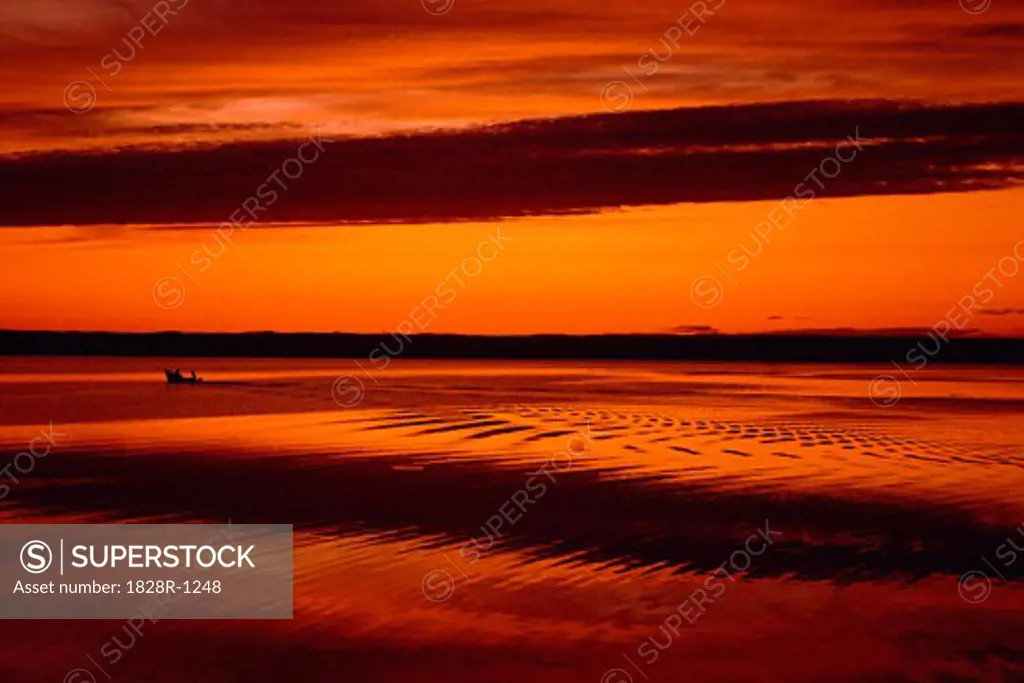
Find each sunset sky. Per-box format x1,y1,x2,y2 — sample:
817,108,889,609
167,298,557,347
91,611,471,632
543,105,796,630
1,0,1022,334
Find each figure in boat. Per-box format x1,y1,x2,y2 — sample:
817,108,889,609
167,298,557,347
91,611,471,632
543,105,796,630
164,368,203,384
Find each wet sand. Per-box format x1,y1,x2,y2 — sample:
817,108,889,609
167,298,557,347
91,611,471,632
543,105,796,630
0,358,1022,683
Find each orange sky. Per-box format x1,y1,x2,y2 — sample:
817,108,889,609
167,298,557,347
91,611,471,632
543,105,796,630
1,0,1022,334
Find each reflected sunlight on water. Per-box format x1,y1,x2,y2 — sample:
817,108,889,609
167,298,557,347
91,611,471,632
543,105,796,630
0,358,1022,683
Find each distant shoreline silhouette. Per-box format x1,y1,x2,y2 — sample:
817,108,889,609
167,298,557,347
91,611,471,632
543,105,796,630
1,330,1022,363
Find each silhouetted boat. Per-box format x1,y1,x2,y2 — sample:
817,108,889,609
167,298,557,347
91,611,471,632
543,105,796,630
164,368,203,385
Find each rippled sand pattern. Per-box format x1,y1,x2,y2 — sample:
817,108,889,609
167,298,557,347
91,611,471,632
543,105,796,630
0,358,1022,683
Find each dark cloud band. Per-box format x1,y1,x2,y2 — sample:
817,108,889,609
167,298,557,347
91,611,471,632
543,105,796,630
0,99,1021,227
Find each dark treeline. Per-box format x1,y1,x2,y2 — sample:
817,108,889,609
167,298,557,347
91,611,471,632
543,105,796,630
1,331,1023,363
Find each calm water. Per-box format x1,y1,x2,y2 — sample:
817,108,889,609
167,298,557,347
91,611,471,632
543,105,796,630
1,357,1023,683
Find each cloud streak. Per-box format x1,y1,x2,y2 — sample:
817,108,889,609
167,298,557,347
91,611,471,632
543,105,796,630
0,99,1021,227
